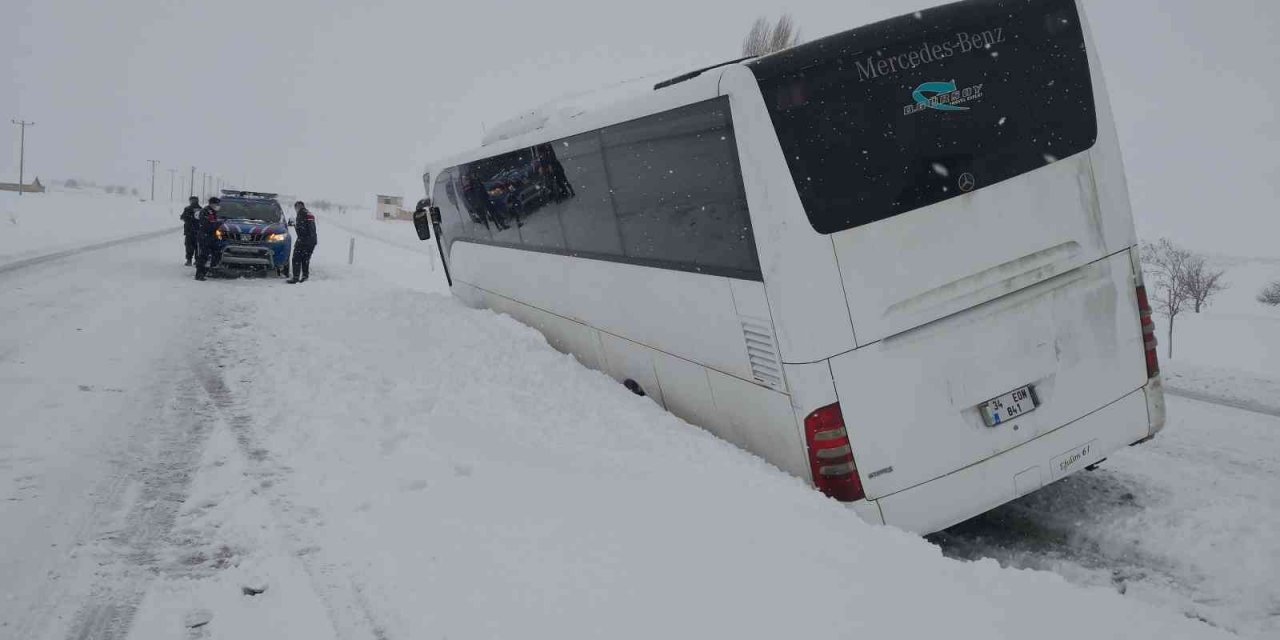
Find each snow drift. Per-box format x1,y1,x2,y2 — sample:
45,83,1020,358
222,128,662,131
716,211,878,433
122,233,1232,640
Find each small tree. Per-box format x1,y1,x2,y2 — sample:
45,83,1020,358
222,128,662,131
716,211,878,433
1259,281,1280,306
1183,255,1228,313
743,14,802,57
1140,238,1194,359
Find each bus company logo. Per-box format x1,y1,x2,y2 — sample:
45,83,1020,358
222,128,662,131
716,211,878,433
903,81,985,116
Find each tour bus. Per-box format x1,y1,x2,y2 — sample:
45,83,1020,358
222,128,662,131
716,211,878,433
414,0,1166,534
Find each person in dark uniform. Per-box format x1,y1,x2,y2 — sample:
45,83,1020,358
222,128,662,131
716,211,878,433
179,196,201,266
194,197,222,281
288,201,317,284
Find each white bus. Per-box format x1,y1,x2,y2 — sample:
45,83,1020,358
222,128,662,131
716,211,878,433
414,0,1165,534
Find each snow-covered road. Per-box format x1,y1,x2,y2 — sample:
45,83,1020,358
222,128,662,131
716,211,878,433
0,233,223,638
1,219,1269,640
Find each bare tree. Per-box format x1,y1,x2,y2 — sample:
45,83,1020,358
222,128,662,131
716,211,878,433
743,14,802,57
1140,238,1195,359
1259,281,1280,306
1182,255,1228,313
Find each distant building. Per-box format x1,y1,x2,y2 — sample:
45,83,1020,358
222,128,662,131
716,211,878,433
375,194,410,220
0,177,44,193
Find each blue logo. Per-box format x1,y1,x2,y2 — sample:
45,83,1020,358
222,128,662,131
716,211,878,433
903,80,985,116
913,81,969,112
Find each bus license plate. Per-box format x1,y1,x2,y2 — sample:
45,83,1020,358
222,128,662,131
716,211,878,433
980,385,1037,427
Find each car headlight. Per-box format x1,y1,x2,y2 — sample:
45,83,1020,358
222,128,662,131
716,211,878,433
268,233,287,243
215,229,225,240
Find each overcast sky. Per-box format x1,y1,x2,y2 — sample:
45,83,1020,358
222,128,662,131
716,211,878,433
2,0,1277,255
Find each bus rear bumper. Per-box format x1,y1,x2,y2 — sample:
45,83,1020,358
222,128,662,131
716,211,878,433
874,389,1150,535
1143,375,1167,437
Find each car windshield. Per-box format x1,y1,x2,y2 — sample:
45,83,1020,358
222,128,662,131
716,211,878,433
220,200,282,223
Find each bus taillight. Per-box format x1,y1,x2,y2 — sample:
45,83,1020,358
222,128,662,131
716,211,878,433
804,403,865,502
1136,285,1160,378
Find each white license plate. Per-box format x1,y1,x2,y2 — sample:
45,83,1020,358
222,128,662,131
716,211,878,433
980,385,1038,427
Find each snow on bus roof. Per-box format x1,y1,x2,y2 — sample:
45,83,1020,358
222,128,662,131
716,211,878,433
478,73,661,148
422,63,734,179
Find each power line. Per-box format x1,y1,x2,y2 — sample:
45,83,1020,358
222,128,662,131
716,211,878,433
10,120,35,196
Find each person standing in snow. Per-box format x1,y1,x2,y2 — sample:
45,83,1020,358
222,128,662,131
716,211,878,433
194,197,222,281
288,201,317,284
179,196,201,266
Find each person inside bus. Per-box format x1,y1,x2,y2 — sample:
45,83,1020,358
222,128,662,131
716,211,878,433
546,151,574,201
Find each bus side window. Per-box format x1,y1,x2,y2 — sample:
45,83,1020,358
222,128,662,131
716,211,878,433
602,99,758,276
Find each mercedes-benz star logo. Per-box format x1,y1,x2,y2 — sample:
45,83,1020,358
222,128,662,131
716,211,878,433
958,173,977,193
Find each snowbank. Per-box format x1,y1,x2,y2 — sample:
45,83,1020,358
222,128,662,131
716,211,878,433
123,235,1229,640
0,188,181,266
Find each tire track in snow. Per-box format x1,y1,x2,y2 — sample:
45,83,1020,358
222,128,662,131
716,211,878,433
929,469,1230,630
62,372,218,640
7,453,135,640
193,301,393,640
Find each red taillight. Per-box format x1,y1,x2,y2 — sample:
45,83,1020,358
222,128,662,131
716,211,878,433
804,403,865,502
1136,285,1160,377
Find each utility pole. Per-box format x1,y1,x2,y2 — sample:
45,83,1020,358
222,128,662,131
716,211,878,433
10,120,35,196
189,166,196,198
147,160,159,201
168,168,177,201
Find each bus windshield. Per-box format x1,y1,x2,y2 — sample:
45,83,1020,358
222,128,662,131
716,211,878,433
750,0,1097,235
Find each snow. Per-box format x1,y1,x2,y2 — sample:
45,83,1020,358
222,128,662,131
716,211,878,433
1146,256,1280,379
476,69,677,150
0,188,180,267
115,227,1226,639
0,195,1271,639
936,394,1280,638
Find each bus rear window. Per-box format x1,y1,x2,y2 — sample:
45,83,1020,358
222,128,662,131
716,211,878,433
749,0,1097,235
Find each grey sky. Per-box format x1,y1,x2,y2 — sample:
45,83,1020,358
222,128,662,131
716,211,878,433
2,0,1277,255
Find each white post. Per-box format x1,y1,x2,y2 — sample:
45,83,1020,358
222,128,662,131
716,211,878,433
348,237,355,265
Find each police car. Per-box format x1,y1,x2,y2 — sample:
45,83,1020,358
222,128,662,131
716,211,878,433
212,191,293,277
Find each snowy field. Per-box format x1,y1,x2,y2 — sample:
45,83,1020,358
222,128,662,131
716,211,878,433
0,197,1276,639
0,189,180,268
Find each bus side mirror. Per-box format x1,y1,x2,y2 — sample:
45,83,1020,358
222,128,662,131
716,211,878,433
413,206,432,241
